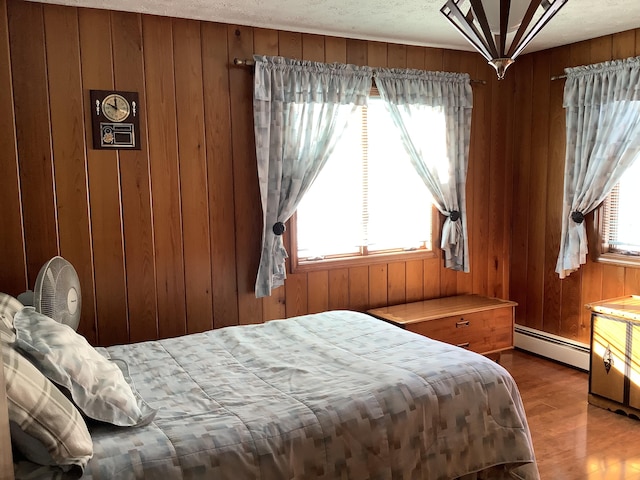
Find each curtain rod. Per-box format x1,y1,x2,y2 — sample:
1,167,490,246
551,74,567,80
232,58,487,85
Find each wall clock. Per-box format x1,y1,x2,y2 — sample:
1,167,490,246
90,90,141,150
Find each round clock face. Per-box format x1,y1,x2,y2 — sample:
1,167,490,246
101,93,131,122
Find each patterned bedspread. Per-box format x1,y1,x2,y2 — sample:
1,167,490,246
18,310,539,479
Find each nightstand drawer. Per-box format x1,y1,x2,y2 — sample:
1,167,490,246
406,308,513,353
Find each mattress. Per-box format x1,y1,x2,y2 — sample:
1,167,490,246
15,310,539,479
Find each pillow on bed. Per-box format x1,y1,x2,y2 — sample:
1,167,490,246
0,292,23,323
2,339,93,470
13,307,157,427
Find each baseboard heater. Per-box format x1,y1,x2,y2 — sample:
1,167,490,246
514,324,590,372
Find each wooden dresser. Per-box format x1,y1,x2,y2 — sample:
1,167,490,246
586,295,640,418
367,294,516,356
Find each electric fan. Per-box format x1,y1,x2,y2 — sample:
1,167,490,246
26,256,82,331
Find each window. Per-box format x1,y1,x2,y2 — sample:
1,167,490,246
291,96,443,271
597,157,640,263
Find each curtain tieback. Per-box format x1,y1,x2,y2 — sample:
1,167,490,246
571,211,585,224
272,222,286,235
449,210,461,222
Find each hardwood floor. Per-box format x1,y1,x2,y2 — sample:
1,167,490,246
500,349,640,480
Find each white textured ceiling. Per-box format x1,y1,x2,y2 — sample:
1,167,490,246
29,0,640,55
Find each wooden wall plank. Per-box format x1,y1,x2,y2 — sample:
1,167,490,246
278,30,302,59
527,52,562,333
510,54,532,326
302,33,324,62
602,265,625,300
307,270,328,314
485,56,507,299
173,18,213,334
405,260,423,303
348,266,369,311
43,5,96,342
324,36,346,63
368,264,388,308
328,268,349,310
0,0,26,295
423,257,441,299
346,38,367,66
500,72,516,300
624,269,640,296
8,0,58,284
424,48,444,71
387,44,406,68
285,273,307,317
367,41,387,68
228,25,263,325
406,46,425,70
387,262,406,305
78,9,128,346
612,30,635,59
111,11,158,344
202,21,238,329
143,15,187,339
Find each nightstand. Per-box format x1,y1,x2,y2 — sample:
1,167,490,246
367,294,516,356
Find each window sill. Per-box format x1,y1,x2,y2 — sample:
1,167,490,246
595,252,640,269
291,249,438,273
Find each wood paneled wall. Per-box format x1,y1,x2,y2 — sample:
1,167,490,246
0,0,513,346
509,29,640,345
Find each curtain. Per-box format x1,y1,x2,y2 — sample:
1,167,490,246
556,57,640,278
374,68,473,271
253,55,373,298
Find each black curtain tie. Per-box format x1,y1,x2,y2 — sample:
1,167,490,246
449,210,461,222
571,211,584,224
272,222,286,235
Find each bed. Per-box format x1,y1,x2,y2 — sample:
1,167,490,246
3,308,539,479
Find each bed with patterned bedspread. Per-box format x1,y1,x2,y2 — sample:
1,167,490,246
15,310,539,479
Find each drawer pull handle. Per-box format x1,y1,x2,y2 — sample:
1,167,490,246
456,320,470,328
457,342,470,349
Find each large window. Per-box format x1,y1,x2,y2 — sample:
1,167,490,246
599,158,640,261
291,97,444,270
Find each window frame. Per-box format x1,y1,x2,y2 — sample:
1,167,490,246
592,203,640,269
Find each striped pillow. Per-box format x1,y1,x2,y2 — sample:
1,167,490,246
2,332,93,470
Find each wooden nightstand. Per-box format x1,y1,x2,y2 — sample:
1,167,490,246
367,294,516,356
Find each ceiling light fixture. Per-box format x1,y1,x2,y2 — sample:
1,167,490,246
440,0,568,79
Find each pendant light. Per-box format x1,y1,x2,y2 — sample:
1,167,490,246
440,0,568,79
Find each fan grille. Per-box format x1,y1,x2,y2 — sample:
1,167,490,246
34,256,81,330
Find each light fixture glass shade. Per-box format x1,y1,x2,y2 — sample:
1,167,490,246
440,0,568,79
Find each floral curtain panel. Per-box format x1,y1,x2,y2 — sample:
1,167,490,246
374,69,473,272
253,55,373,298
556,57,640,278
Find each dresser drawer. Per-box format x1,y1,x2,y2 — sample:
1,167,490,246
406,308,513,354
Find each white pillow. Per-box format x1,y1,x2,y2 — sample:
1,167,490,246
13,307,156,427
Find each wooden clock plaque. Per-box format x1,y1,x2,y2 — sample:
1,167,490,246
90,90,141,150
